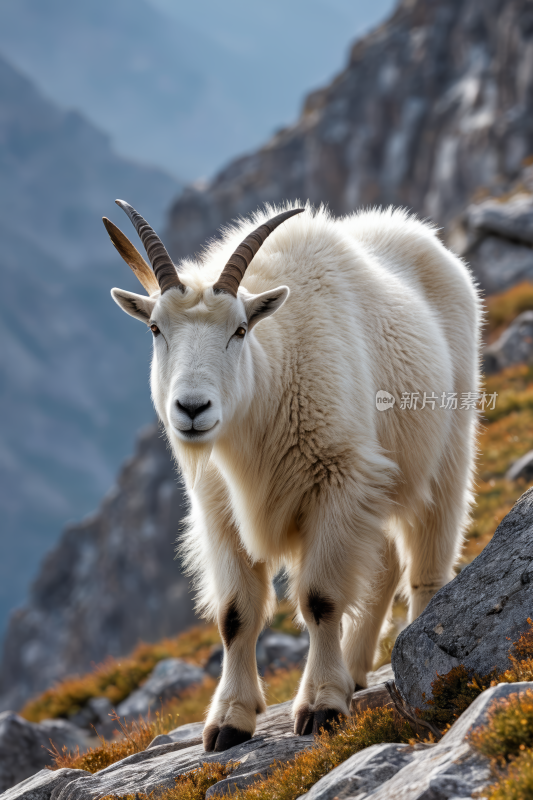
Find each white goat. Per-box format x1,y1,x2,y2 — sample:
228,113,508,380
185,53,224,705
105,201,480,752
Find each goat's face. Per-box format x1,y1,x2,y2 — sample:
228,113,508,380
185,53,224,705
111,283,289,446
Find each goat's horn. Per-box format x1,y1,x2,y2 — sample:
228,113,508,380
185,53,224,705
213,208,305,297
102,217,160,295
115,199,184,294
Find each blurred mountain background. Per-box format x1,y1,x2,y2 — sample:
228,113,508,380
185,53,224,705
0,0,395,180
3,0,533,714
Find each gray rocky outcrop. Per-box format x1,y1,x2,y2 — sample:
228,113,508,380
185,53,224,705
467,191,533,248
0,424,197,713
4,680,530,800
300,681,532,800
484,310,533,373
166,0,533,270
392,487,533,709
116,659,205,721
0,713,88,793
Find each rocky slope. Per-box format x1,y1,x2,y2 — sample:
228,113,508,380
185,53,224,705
166,0,533,260
0,54,180,637
0,425,197,712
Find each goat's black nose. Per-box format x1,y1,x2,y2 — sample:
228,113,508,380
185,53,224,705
176,399,212,420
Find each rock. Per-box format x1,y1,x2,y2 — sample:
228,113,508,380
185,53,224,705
507,450,533,482
204,646,224,678
351,684,396,717
299,682,533,800
205,630,309,680
467,193,533,247
0,768,89,800
484,310,533,373
116,658,205,721
49,701,314,800
66,696,114,738
392,487,533,709
257,631,309,674
468,235,533,295
166,0,533,273
0,713,88,793
0,424,198,713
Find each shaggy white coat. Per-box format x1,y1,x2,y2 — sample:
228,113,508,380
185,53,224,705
112,204,481,745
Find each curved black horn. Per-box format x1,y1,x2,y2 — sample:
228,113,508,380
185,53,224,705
213,208,305,297
115,199,183,294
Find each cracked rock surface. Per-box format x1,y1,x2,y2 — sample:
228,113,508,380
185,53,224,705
392,487,533,709
5,682,531,800
299,682,532,800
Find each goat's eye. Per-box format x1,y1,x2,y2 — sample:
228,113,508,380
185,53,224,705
150,324,160,336
234,327,246,339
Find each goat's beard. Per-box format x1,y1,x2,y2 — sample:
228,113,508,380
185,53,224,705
174,439,213,489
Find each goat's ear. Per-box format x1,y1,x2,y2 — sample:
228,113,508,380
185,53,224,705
111,288,156,323
243,286,290,331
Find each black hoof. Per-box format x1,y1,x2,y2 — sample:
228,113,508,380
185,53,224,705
312,708,345,735
203,723,220,752
294,707,314,736
214,725,252,752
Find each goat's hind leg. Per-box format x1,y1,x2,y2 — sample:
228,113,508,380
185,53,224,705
290,496,383,736
341,535,402,688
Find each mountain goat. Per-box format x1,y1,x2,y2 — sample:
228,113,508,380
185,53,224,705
105,201,480,752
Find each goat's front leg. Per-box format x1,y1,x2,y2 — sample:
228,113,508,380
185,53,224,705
184,466,275,752
203,557,273,751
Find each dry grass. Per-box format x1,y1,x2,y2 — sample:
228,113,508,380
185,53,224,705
483,750,533,800
462,364,533,564
485,281,533,340
421,620,533,732
22,624,221,724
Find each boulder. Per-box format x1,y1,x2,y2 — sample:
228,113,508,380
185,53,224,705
257,631,309,674
0,713,88,793
299,681,532,800
43,701,314,800
0,768,89,800
392,487,533,709
507,450,533,482
467,193,533,247
116,658,205,721
484,310,533,374
468,235,533,295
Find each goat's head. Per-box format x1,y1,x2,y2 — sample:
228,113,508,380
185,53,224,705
106,201,303,478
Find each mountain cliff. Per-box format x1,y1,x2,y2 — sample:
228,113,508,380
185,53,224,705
0,54,180,636
0,425,196,712
166,0,533,259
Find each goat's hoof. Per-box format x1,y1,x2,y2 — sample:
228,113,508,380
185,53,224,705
203,723,221,752
203,723,252,752
312,708,345,735
214,725,252,751
294,707,314,736
294,706,345,736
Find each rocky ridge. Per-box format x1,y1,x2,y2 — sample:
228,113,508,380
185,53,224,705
166,0,533,262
